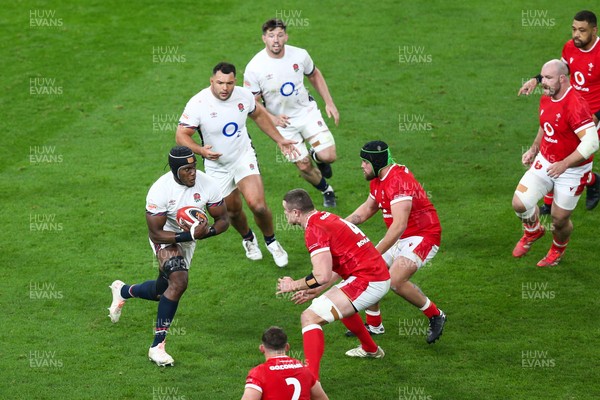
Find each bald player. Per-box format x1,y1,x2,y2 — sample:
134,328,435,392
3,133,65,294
512,59,599,267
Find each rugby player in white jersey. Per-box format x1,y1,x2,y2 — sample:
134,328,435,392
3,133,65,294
108,146,230,366
176,62,297,267
244,18,339,208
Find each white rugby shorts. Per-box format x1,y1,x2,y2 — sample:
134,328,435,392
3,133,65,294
381,236,439,269
278,106,335,163
149,239,196,270
516,153,591,211
335,276,391,312
204,146,261,197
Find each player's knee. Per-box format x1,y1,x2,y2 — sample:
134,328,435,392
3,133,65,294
295,157,313,172
247,200,269,216
168,274,188,295
155,275,169,297
514,206,535,220
300,309,321,327
551,215,569,230
315,148,336,164
512,194,527,213
227,206,244,221
306,296,342,324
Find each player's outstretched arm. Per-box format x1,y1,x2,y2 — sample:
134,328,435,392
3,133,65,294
175,125,222,161
518,77,538,96
346,196,379,225
277,252,334,294
253,93,290,128
250,101,298,158
307,67,339,126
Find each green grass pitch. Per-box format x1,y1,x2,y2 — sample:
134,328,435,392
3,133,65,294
2,1,600,399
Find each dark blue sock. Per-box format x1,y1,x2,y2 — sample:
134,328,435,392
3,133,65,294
152,295,179,347
313,178,328,192
264,234,276,246
242,229,254,241
120,284,134,299
124,280,159,301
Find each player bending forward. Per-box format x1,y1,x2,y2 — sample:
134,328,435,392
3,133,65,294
277,189,391,380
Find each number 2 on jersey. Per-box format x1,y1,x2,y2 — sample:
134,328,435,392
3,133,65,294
285,377,301,400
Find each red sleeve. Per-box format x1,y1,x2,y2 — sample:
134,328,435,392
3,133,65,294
387,168,414,203
245,365,264,393
561,41,570,64
567,92,594,133
305,220,330,256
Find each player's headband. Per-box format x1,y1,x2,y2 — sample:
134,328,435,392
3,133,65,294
169,146,196,182
360,141,394,176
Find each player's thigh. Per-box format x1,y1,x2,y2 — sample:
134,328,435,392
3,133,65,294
383,236,438,269
553,162,591,211
230,148,262,186
301,108,335,153
237,174,268,208
149,240,195,270
224,188,244,213
204,163,237,197
514,156,553,210
335,276,390,313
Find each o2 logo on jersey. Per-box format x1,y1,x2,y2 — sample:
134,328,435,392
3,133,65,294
280,81,297,97
543,121,555,136
574,71,586,86
222,122,239,137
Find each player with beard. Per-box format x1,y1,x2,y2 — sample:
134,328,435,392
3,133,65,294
519,10,600,213
344,141,446,344
176,62,297,267
513,60,599,267
244,19,339,208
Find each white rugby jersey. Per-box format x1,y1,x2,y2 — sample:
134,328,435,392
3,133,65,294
146,171,223,232
244,45,317,118
179,87,256,165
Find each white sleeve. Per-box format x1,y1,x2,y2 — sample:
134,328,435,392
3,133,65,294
146,180,168,214
303,49,315,76
243,63,261,94
179,98,201,128
242,87,257,114
576,125,599,159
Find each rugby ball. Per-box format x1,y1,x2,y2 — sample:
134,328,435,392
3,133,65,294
176,206,208,228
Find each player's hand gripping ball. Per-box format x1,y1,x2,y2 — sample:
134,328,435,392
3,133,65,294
176,206,208,231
